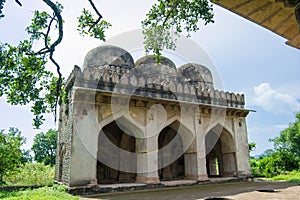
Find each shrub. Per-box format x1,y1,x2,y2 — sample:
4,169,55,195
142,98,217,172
3,163,54,186
251,150,300,178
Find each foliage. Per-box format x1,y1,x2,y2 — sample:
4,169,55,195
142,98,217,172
0,0,5,18
0,0,22,19
2,163,54,186
272,171,300,184
0,185,78,200
142,0,214,60
251,150,299,178
77,8,111,40
0,1,65,129
20,149,33,164
0,41,57,129
250,158,264,177
32,129,57,166
248,142,256,152
0,0,215,128
0,128,25,184
251,113,300,178
270,112,300,157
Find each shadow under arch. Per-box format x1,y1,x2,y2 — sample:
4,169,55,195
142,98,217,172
97,116,141,184
205,124,237,177
99,113,145,139
158,120,195,181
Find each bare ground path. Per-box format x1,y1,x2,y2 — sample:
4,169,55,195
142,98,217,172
80,181,300,200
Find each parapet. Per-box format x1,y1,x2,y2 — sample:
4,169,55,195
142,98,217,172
65,45,245,109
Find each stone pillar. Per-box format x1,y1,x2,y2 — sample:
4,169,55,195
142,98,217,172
233,118,252,178
68,99,100,186
135,137,160,184
184,115,208,181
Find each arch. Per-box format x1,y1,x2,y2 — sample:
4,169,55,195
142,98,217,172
99,111,144,139
97,120,137,184
163,117,196,150
205,121,234,140
157,120,195,181
205,123,237,177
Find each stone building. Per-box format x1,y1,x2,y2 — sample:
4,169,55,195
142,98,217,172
54,45,252,187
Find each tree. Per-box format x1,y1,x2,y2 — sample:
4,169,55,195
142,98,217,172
0,127,26,184
270,112,300,157
258,150,299,177
142,0,214,60
31,129,58,166
0,0,214,129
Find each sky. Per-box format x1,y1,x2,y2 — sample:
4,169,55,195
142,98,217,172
0,0,299,156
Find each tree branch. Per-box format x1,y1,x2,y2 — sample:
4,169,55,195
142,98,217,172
44,14,56,50
42,0,63,51
162,0,180,27
88,0,102,18
87,0,103,32
15,0,22,7
42,0,64,122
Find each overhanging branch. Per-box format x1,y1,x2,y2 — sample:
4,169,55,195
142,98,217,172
87,0,103,32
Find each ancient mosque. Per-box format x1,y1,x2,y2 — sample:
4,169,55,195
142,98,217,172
54,45,252,187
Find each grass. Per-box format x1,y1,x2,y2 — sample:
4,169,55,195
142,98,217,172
0,185,78,200
3,163,54,186
271,171,300,184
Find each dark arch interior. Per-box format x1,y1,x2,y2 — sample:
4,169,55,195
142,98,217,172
158,124,185,180
97,121,136,184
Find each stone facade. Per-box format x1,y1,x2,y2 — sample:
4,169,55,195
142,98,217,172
55,45,252,187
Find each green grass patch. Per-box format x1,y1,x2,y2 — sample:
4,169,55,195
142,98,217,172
272,171,300,184
3,163,54,186
0,185,78,200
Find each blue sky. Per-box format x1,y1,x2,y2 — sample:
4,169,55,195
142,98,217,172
0,0,299,156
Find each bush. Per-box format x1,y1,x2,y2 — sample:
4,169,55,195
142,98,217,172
3,163,54,186
251,150,300,178
250,158,264,177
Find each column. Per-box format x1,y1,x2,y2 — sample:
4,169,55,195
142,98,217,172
233,117,252,178
135,137,160,184
184,115,208,181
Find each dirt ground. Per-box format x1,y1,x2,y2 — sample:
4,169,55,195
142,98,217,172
80,181,300,200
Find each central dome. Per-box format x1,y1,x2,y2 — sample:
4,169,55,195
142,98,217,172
135,55,176,70
83,45,134,69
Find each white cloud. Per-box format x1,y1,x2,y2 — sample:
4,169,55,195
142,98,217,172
254,83,300,113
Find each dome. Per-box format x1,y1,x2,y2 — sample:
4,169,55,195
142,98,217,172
83,45,134,69
135,55,176,70
134,55,178,79
178,63,214,89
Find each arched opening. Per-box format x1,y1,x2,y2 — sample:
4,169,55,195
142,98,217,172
158,122,186,181
207,151,220,177
97,120,137,183
205,125,237,177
